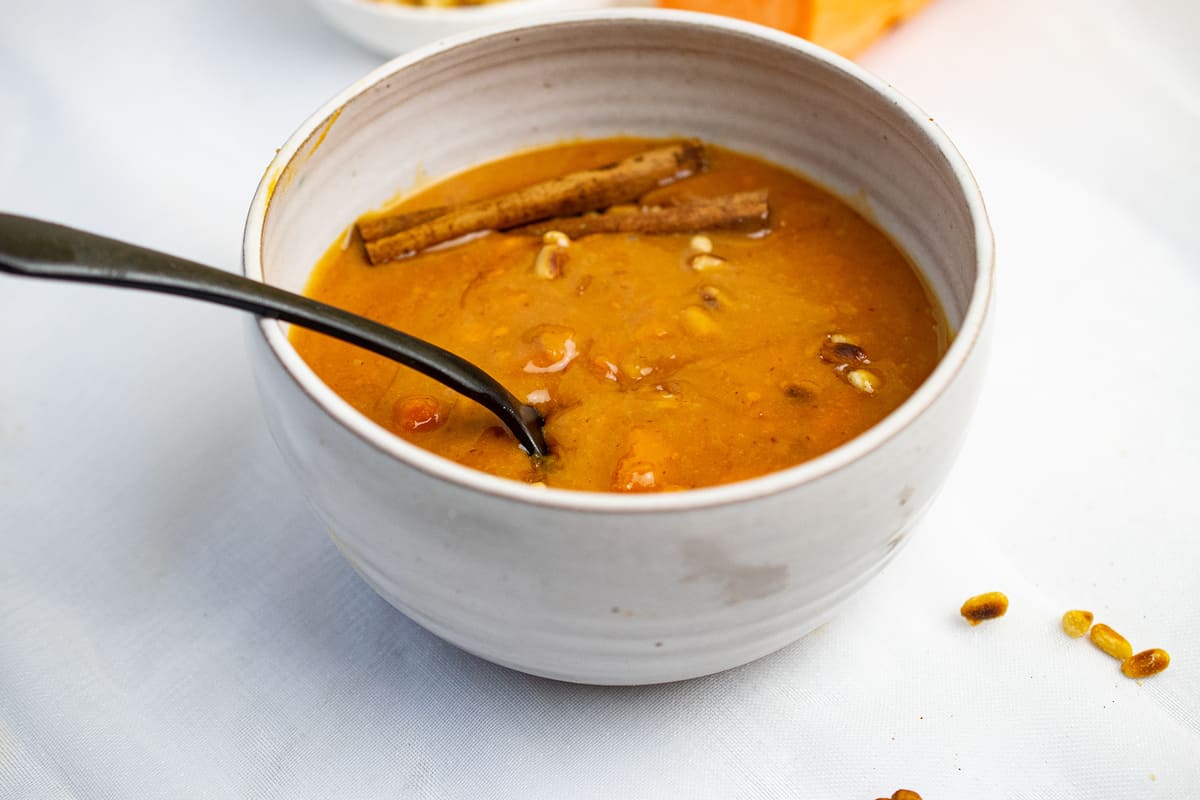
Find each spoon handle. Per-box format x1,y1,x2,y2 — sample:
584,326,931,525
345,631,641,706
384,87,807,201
0,213,548,457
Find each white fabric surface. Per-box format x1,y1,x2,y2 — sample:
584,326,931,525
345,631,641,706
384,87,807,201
2,0,1198,797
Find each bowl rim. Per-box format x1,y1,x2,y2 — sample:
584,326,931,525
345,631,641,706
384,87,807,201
243,8,995,514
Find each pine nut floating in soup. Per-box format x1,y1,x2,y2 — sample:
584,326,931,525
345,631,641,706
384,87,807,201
290,138,948,492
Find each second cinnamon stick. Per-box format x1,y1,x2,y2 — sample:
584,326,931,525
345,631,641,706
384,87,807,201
514,190,769,238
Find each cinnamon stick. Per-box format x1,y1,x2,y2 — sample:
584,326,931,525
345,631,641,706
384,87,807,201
357,204,448,242
515,190,769,238
363,140,706,264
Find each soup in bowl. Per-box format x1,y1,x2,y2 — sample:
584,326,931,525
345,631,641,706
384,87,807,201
243,10,993,684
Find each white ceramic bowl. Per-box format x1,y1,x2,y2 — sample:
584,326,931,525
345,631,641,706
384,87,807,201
309,0,633,56
243,10,994,685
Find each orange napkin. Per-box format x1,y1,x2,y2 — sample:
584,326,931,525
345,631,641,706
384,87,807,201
656,0,934,58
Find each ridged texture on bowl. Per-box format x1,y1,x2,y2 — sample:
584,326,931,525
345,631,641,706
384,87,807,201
246,12,993,684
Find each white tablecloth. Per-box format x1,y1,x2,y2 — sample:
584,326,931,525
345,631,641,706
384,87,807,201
2,0,1198,797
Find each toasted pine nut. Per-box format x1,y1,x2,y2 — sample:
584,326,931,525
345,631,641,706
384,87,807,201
534,243,568,279
960,591,1008,626
821,338,870,366
680,305,719,337
533,231,570,279
688,253,726,271
1121,648,1170,679
846,368,881,394
1061,609,1094,638
1089,623,1133,661
689,234,713,254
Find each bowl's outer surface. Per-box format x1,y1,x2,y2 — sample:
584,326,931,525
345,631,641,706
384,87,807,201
244,11,994,684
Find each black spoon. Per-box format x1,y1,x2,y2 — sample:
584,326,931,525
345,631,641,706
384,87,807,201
0,213,549,457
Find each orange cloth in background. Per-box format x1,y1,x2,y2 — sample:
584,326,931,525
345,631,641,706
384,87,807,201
656,0,934,58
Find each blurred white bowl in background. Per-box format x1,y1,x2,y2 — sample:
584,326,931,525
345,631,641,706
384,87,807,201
310,0,640,56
